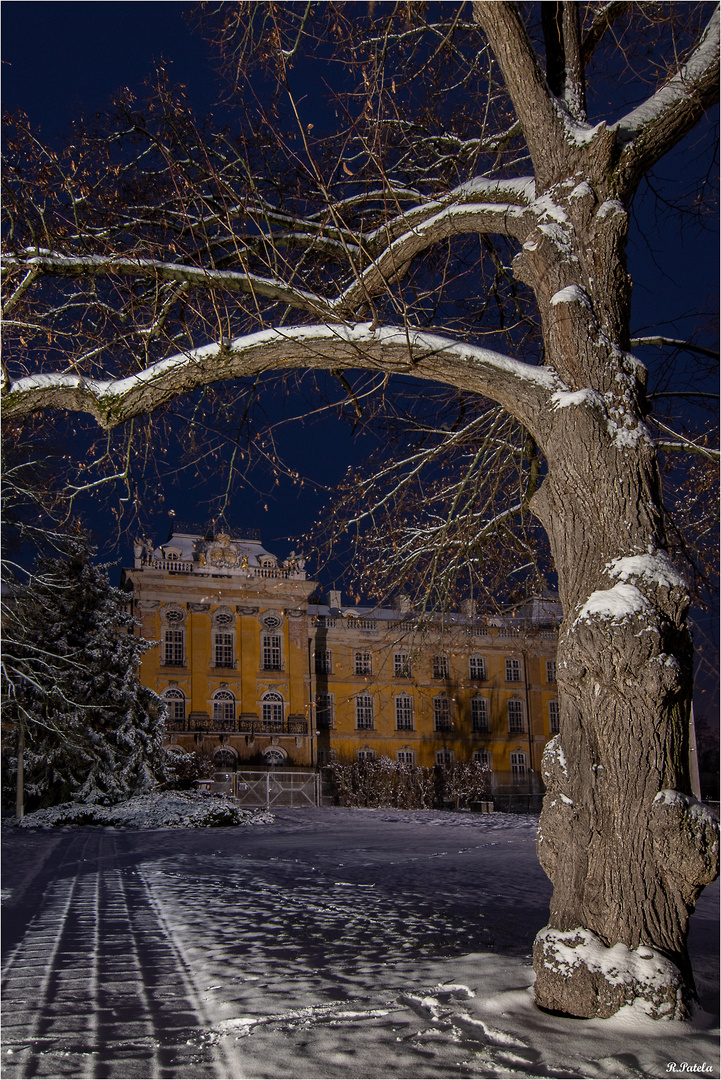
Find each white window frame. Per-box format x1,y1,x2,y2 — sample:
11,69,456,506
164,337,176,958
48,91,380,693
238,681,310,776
393,652,412,677
315,648,333,674
511,751,526,779
212,689,236,722
505,657,521,682
355,694,374,729
395,694,414,731
354,650,372,676
162,687,186,721
469,655,487,681
397,749,416,765
471,695,489,733
436,749,454,766
433,694,452,731
357,748,376,761
261,632,283,671
546,659,557,683
163,627,185,666
432,654,449,679
473,749,492,769
315,692,335,728
214,631,234,668
549,699,560,735
507,699,525,733
261,691,284,726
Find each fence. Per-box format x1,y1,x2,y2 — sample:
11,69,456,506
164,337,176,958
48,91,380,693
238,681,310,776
232,770,319,808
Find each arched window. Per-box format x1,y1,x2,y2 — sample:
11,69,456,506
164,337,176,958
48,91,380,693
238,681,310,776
213,748,237,770
212,689,236,721
263,747,286,765
162,687,186,722
261,691,284,726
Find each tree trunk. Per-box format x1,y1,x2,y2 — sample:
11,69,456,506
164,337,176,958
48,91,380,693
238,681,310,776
529,406,719,1020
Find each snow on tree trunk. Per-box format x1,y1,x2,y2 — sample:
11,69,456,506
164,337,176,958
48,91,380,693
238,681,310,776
517,184,720,1018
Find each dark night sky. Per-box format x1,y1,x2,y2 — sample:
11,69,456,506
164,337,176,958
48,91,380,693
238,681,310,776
3,2,718,697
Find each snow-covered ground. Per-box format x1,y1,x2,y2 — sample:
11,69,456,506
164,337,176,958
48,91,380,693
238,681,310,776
2,806,718,1079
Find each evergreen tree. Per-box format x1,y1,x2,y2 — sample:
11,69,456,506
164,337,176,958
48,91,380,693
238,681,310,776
2,542,167,810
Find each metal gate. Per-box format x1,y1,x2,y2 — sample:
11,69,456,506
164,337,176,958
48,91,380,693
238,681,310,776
233,770,319,808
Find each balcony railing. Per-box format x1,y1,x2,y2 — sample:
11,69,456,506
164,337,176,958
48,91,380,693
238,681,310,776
165,716,309,735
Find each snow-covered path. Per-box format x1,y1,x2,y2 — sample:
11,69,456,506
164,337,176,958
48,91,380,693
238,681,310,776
2,808,718,1079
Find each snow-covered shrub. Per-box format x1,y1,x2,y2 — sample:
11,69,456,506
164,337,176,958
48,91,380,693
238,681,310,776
326,756,489,809
9,791,274,828
164,750,215,789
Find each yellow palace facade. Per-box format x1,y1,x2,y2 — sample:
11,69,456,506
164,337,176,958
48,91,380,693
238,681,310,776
123,523,561,795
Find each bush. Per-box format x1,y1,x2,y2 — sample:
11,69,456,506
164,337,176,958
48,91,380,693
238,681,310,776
326,756,490,809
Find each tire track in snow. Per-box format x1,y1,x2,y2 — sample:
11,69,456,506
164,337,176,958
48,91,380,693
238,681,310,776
1,830,231,1079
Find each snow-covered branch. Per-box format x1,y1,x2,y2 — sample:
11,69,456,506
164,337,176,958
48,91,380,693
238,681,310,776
616,6,720,189
2,323,563,430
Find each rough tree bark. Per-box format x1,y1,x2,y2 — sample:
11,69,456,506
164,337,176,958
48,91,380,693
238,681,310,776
2,1,718,1019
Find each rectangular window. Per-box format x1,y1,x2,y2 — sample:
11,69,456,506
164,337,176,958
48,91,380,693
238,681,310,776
474,749,491,768
163,629,184,666
214,632,234,667
315,692,334,728
432,655,449,679
213,697,235,721
511,751,526,779
433,696,452,731
508,699,525,733
354,651,372,676
549,700,560,735
262,634,282,670
397,750,415,765
436,750,454,766
315,649,332,674
355,695,374,729
471,697,489,733
395,696,414,731
546,659,557,683
262,699,284,725
469,656,487,680
357,749,376,761
393,652,412,677
505,657,521,682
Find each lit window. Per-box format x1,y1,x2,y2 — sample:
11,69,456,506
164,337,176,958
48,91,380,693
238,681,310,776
355,694,374,729
212,690,235,722
163,629,184,666
261,633,282,670
397,750,415,765
549,700,560,734
469,656,487,680
393,652,412,677
261,691,284,726
511,751,526,778
354,651,372,676
395,695,414,731
471,696,489,733
546,660,557,683
163,688,186,721
508,700,524,733
436,749,454,766
214,632,234,667
315,692,334,728
315,649,332,674
432,655,449,679
505,657,521,682
433,695,452,731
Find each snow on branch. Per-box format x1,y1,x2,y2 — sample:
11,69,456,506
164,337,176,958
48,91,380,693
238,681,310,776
616,6,720,189
2,323,563,430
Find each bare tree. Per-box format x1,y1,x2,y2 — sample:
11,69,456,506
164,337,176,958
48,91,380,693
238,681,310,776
2,2,719,1018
